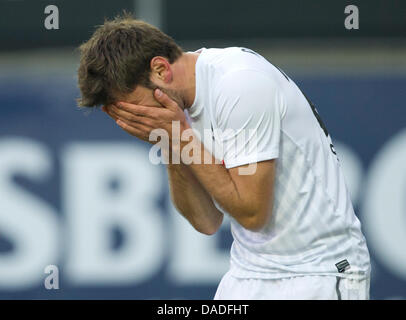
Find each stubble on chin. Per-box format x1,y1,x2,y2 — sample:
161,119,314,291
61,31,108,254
158,87,186,110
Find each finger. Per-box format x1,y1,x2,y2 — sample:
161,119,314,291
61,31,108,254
116,102,155,118
111,105,147,123
110,105,136,121
154,89,179,111
105,106,119,121
116,118,152,142
111,106,158,128
117,121,147,141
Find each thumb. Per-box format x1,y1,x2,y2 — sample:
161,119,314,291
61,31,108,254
154,88,178,110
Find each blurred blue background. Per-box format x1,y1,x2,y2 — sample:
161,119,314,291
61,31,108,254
0,0,405,299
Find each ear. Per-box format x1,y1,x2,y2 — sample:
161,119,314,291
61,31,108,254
150,56,173,84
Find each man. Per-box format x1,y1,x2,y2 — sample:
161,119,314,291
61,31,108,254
77,15,371,299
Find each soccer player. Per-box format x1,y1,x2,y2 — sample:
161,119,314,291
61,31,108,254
77,15,371,299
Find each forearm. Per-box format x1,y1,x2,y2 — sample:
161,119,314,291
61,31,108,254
167,162,224,235
187,162,257,228
177,138,269,231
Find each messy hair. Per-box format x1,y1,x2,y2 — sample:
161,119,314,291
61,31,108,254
77,13,183,107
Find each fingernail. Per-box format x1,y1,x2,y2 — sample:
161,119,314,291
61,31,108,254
155,89,162,97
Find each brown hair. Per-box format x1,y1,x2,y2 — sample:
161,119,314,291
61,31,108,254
77,13,183,107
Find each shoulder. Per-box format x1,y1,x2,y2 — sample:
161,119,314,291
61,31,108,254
199,47,288,119
201,47,283,97
216,68,276,93
213,67,284,117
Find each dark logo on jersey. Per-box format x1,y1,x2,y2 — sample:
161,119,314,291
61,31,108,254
335,259,351,273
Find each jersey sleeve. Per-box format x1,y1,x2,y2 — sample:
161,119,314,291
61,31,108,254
214,69,285,169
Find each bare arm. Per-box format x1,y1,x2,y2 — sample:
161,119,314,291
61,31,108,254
167,163,223,235
175,138,276,231
167,133,275,233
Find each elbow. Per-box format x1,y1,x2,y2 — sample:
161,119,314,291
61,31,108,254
196,225,219,236
239,209,271,232
194,214,224,236
175,205,223,236
241,218,266,232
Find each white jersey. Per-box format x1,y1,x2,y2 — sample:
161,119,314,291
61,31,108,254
186,47,371,280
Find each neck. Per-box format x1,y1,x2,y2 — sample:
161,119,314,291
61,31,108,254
172,52,200,109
